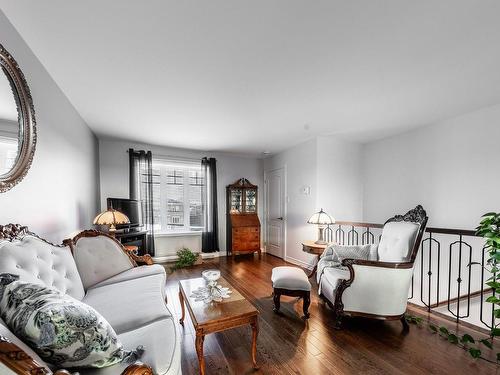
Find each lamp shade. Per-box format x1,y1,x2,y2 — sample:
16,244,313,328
93,209,130,227
307,208,334,225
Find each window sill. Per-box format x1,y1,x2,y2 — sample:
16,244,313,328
155,231,202,238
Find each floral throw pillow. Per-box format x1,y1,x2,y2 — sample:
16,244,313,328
0,274,142,368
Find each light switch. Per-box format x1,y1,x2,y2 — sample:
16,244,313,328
300,185,311,195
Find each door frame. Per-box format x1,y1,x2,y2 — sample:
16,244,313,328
263,165,287,259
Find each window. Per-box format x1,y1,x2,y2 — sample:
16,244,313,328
0,137,18,175
150,158,204,234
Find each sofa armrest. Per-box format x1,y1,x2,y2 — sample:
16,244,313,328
0,335,50,374
341,258,413,269
0,336,152,375
122,247,154,266
122,362,153,375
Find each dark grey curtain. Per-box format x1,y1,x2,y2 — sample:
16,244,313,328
202,157,219,253
129,148,155,255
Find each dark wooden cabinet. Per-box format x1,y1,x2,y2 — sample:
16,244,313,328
114,230,147,255
226,178,261,258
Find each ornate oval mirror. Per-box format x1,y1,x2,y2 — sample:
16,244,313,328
0,43,36,192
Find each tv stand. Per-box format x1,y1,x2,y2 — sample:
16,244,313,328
114,230,148,255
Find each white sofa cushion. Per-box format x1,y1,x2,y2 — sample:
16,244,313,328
0,235,85,300
271,266,311,291
83,273,170,334
72,236,135,290
92,264,165,288
79,317,181,375
377,221,419,262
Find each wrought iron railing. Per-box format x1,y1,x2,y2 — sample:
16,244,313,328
324,221,495,332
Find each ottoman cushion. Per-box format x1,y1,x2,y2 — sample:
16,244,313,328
271,266,311,291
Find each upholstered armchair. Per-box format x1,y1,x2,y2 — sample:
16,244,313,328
317,205,428,328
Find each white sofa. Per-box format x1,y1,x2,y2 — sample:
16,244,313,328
0,224,181,375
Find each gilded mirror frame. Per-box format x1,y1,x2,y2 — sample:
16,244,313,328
0,43,36,192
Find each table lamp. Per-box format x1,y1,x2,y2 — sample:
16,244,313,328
93,208,130,234
307,208,334,244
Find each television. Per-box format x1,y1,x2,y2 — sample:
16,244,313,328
107,198,142,230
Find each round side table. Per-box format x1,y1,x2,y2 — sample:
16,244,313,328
302,241,329,278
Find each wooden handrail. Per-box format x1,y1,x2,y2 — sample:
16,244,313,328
333,221,383,229
331,221,478,237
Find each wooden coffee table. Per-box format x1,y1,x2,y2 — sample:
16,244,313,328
178,276,259,375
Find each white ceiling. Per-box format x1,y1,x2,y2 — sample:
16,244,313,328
1,1,500,155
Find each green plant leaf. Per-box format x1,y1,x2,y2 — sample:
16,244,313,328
486,281,500,289
480,339,493,349
486,296,500,304
492,328,500,337
481,212,497,217
448,334,458,344
461,334,475,344
429,324,438,333
469,348,481,359
439,326,449,336
497,352,500,362
494,309,500,319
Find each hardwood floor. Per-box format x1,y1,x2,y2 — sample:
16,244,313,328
163,254,499,375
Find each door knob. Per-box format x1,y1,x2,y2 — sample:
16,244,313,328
277,217,283,220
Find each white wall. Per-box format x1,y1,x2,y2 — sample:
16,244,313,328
98,138,263,256
363,104,500,229
0,11,99,242
317,135,364,222
263,136,364,268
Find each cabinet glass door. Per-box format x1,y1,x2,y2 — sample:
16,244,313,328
245,189,257,212
230,188,242,213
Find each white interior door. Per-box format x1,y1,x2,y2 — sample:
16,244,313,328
265,168,285,258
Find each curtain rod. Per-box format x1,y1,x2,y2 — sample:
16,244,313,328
126,149,201,163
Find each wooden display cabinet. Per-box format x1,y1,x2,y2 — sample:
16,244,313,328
226,178,261,258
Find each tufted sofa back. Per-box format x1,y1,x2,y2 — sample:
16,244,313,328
0,235,85,300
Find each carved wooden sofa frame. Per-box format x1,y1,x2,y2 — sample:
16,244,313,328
331,205,428,329
0,224,155,375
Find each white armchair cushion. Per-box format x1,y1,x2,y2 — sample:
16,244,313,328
72,236,134,290
319,267,350,304
378,221,419,262
0,236,85,300
271,266,311,291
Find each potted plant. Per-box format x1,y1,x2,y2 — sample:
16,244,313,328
171,247,200,270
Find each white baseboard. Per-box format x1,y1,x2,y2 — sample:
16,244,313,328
285,255,314,270
152,251,220,264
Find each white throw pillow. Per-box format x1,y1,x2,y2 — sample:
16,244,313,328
321,243,373,263
0,274,142,369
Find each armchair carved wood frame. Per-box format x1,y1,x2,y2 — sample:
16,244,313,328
330,205,428,330
0,224,154,375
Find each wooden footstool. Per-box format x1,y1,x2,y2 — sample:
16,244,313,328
271,266,312,319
